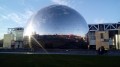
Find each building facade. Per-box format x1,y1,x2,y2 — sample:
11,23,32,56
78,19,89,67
88,22,120,50
3,34,14,48
3,27,24,49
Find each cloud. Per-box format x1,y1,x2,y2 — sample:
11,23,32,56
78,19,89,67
8,13,22,23
51,0,81,8
0,9,34,26
0,15,8,22
51,0,70,5
94,19,108,24
51,0,84,12
51,0,83,6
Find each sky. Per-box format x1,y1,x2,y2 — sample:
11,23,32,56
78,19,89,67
0,0,120,39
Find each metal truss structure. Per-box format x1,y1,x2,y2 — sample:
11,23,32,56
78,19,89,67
89,22,120,31
8,27,24,34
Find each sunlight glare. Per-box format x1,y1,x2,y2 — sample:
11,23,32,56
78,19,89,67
25,22,34,37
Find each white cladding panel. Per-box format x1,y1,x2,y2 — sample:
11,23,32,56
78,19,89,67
3,34,14,48
14,29,24,41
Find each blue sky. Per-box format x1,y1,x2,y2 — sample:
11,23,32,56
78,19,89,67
0,0,120,39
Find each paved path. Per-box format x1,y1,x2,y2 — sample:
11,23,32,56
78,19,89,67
0,49,120,56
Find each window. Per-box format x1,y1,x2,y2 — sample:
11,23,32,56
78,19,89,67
100,33,104,39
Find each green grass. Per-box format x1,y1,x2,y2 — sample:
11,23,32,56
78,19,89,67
0,54,120,67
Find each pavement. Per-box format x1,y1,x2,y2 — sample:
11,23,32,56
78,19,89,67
0,49,120,56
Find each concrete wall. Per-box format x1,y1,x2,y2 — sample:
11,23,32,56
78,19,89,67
3,34,14,48
95,31,109,50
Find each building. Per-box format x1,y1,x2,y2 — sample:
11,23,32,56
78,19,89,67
88,22,120,50
3,34,14,48
3,27,24,49
13,28,24,41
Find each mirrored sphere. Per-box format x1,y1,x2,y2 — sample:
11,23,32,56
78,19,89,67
25,5,88,37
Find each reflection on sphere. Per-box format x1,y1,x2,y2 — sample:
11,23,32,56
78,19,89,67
24,5,89,49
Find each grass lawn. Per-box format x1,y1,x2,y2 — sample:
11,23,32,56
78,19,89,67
0,54,120,67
